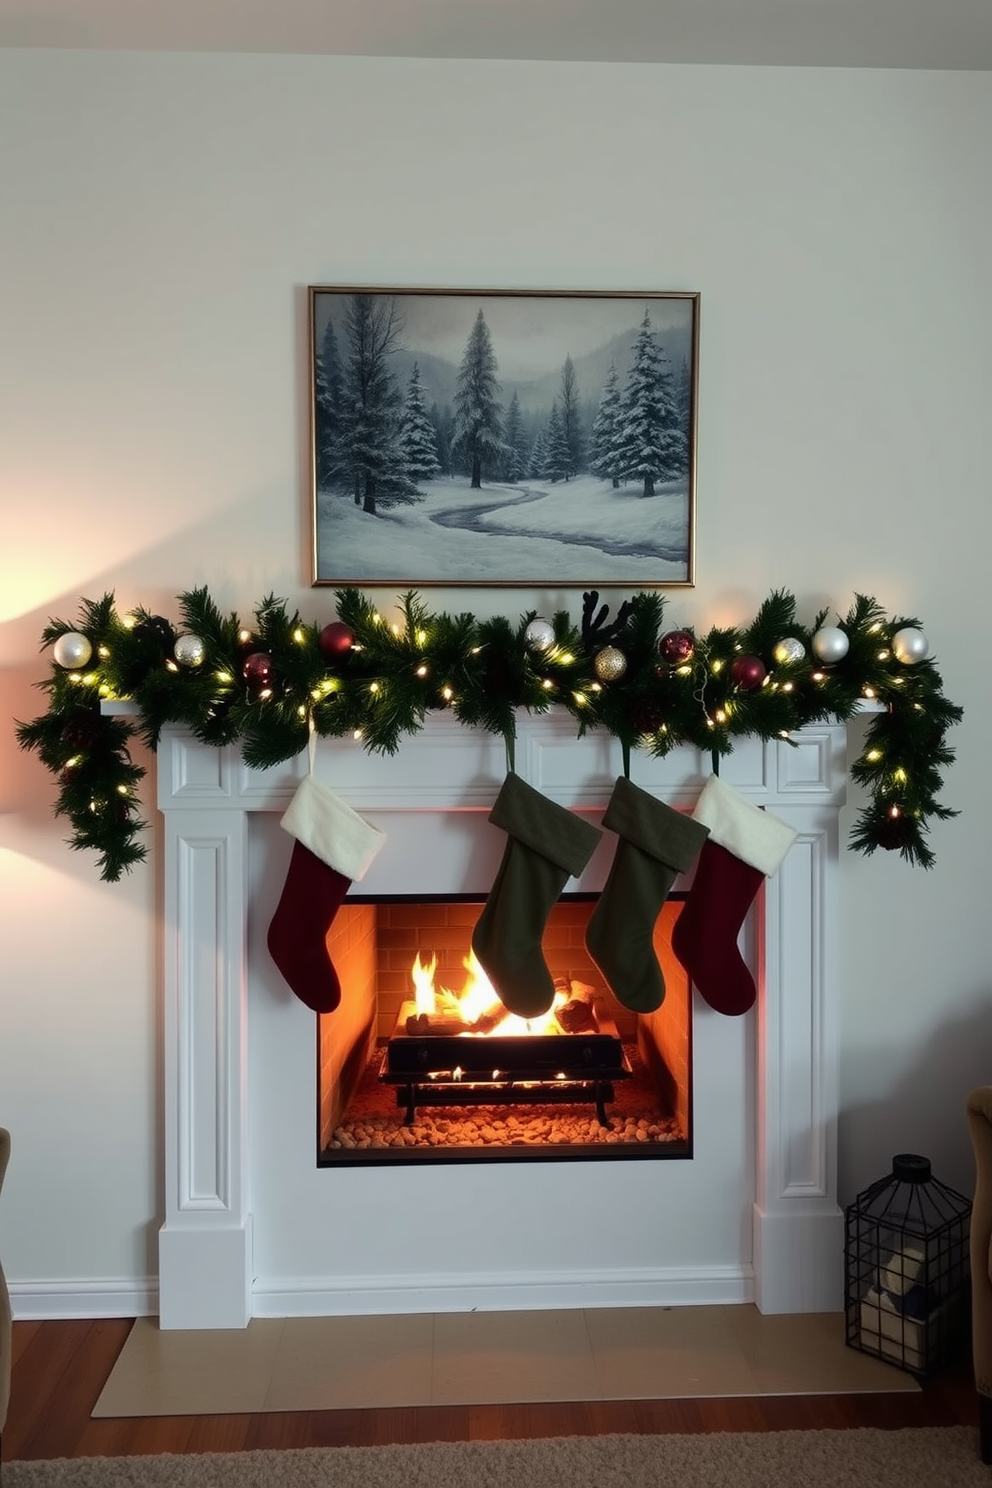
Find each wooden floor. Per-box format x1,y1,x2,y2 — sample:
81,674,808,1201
4,1317,980,1463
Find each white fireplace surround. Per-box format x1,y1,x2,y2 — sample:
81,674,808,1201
157,713,846,1330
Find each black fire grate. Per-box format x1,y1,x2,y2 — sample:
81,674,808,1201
380,999,631,1125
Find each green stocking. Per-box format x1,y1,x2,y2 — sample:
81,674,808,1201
471,772,602,1019
586,776,709,1013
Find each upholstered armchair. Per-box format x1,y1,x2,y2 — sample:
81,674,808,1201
968,1089,992,1462
0,1127,10,1486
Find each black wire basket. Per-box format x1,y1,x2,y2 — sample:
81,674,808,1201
845,1153,971,1377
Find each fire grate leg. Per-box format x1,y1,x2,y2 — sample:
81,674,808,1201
594,1082,612,1129
402,1084,417,1125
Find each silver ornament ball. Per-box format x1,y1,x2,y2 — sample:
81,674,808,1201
174,633,207,669
892,626,929,665
594,645,627,682
525,617,555,652
773,636,805,665
811,626,850,664
53,631,93,669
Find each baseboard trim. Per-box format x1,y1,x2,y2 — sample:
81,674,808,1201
251,1265,754,1318
10,1277,158,1320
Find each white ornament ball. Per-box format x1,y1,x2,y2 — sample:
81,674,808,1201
892,626,929,665
174,633,207,669
811,626,850,664
773,637,805,665
525,617,555,652
53,631,93,669
594,645,628,683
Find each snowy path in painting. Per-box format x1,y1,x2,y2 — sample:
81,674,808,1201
316,474,690,586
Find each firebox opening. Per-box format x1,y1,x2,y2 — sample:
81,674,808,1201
317,895,691,1166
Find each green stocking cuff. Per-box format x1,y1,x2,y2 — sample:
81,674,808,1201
488,772,602,878
601,776,709,873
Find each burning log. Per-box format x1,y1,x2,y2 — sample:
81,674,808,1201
405,1011,474,1037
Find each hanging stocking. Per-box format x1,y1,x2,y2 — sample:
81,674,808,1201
267,774,385,1013
471,772,602,1019
585,777,710,1013
671,773,797,1016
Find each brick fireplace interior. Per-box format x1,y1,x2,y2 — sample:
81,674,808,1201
318,896,690,1164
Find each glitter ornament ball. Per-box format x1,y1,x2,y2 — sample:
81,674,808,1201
243,652,274,688
812,626,850,664
319,622,354,660
174,633,207,669
729,653,766,691
594,645,627,682
773,637,805,665
525,617,555,652
658,629,695,665
53,632,93,669
892,627,929,665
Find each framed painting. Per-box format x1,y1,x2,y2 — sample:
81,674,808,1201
309,287,698,588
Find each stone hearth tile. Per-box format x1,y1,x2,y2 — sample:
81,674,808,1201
431,1308,600,1405
263,1313,436,1410
92,1316,287,1417
584,1304,761,1399
726,1307,921,1394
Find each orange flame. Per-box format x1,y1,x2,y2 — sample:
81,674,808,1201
410,949,571,1036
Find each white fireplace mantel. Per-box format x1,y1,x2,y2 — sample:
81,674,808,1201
157,713,846,1329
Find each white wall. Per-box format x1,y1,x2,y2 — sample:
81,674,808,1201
1,48,990,1310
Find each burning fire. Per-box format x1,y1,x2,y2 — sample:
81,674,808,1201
410,949,570,1037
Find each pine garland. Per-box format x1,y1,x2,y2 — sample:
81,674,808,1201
15,587,963,881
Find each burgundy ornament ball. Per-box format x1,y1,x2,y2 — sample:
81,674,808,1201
319,621,354,660
658,629,695,665
243,652,274,688
729,653,767,691
876,813,912,852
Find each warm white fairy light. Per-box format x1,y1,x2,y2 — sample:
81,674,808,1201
863,686,875,698
416,664,428,678
98,645,110,658
867,749,882,762
442,686,454,701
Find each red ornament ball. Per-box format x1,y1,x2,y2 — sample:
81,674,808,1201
319,621,354,660
729,654,766,691
658,629,695,665
243,652,274,688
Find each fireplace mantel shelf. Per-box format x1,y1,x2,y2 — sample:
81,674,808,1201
157,715,847,1329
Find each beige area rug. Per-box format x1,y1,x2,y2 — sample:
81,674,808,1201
3,1427,986,1487
93,1306,918,1418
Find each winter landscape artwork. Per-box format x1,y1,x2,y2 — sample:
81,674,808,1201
309,288,698,587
